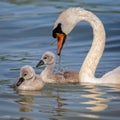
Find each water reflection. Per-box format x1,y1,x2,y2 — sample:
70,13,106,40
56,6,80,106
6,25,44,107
18,96,33,112
82,85,110,112
16,90,42,113
17,89,42,96
42,84,112,119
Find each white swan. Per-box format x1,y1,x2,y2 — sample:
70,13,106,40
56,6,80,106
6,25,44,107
52,7,120,84
14,65,44,90
36,51,79,83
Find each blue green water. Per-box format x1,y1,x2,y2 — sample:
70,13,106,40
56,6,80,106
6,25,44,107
0,0,120,120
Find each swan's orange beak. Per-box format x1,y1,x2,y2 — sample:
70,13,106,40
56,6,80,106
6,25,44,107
56,33,66,56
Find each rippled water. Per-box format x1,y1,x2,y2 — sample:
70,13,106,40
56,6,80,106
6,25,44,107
0,0,120,120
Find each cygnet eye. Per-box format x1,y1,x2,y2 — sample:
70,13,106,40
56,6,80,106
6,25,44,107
24,73,27,76
44,56,47,60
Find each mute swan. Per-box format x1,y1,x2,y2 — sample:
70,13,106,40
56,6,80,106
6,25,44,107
14,65,44,90
52,7,120,84
36,51,79,83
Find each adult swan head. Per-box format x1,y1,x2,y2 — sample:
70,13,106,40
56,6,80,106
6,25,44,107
52,7,120,84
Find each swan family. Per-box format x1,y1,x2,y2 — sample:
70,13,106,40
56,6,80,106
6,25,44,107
14,7,120,90
52,7,120,84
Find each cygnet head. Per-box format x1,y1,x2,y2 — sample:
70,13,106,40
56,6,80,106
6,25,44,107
16,65,35,87
36,51,56,67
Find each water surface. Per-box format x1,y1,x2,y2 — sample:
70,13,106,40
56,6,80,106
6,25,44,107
0,0,120,120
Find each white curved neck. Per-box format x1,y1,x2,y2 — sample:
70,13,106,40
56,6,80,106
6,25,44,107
54,8,106,81
79,10,106,80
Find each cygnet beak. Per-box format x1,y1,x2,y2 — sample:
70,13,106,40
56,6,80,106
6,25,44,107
16,77,24,86
36,60,44,68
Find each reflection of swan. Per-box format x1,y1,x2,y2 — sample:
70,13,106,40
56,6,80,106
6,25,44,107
81,85,110,112
52,7,120,84
17,90,42,116
18,96,33,112
36,51,79,83
14,65,44,90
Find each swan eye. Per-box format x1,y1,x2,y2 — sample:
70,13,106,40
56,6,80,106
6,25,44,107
52,23,62,38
